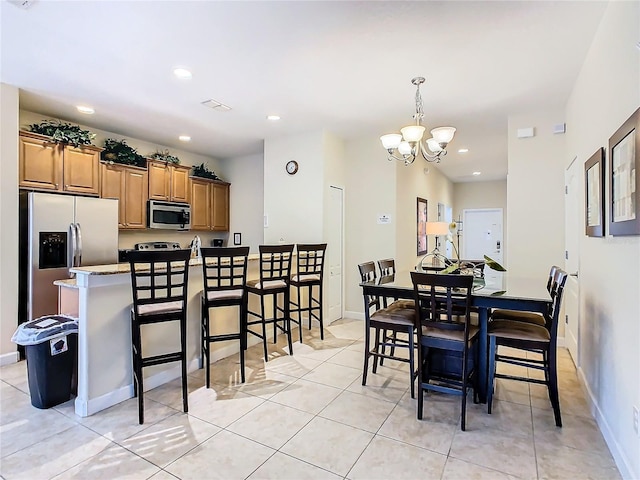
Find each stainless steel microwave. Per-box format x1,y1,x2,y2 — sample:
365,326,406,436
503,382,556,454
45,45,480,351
147,200,191,230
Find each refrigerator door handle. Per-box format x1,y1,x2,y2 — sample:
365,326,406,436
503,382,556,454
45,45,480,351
69,223,77,268
76,223,83,266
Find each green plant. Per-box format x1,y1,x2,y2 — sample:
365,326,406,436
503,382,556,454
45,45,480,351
28,120,95,147
191,163,220,180
149,149,180,165
101,139,147,168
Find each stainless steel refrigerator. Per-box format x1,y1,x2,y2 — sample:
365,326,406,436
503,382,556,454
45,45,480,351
19,192,119,323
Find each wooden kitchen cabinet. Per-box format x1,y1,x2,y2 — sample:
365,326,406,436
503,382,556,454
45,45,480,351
19,131,101,195
190,178,230,232
100,163,148,229
147,160,191,203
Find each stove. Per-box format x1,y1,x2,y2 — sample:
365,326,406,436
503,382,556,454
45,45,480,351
134,241,182,251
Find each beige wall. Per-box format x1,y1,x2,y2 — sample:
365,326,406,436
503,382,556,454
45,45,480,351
507,111,566,280
564,1,640,477
0,84,20,364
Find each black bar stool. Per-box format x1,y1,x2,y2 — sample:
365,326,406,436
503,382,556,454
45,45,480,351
128,249,191,424
289,243,327,342
246,244,295,361
200,246,250,387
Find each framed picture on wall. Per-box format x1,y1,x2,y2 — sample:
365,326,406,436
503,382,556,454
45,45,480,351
608,107,639,236
417,197,428,255
584,147,605,237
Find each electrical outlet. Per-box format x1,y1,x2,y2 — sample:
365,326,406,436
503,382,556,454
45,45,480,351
634,406,639,436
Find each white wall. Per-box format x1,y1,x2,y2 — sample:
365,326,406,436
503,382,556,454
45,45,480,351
507,111,567,279
564,2,640,478
220,152,265,253
263,132,324,245
0,84,20,364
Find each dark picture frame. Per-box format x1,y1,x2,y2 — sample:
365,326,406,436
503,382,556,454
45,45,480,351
584,148,605,237
417,197,428,255
608,107,639,236
233,232,241,245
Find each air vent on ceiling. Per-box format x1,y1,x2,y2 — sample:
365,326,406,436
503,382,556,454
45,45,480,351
201,99,232,112
8,0,35,9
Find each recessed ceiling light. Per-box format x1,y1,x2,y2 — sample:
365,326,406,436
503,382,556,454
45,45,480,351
472,171,482,176
178,135,191,142
173,68,192,79
458,148,469,153
266,115,281,121
76,105,94,115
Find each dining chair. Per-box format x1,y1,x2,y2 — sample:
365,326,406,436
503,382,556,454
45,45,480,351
491,265,560,327
358,262,417,398
128,249,191,424
487,268,568,426
411,271,478,431
290,243,327,342
246,244,295,361
200,246,250,387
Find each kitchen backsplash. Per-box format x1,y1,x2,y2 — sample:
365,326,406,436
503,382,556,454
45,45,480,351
118,230,226,250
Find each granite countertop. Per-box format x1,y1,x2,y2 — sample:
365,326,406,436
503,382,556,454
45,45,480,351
53,278,79,288
70,253,263,276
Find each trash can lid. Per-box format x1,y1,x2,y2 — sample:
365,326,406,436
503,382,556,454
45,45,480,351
11,315,78,346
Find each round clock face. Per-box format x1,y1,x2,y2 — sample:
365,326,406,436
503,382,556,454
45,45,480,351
286,160,299,175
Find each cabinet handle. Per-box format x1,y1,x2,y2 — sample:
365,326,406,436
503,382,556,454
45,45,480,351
55,183,59,188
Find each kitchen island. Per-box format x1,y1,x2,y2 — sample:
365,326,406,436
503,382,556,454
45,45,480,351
67,254,276,417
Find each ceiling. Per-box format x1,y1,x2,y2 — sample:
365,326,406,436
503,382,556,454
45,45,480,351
1,1,607,182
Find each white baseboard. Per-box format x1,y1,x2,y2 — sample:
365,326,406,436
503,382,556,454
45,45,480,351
0,350,19,367
577,367,635,480
556,336,565,348
344,310,364,321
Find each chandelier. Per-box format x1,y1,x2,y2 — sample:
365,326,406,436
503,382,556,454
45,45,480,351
380,77,456,165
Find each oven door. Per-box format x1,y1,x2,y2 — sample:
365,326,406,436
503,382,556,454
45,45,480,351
147,201,191,230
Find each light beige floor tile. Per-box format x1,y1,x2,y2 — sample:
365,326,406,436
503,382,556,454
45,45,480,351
346,373,408,404
529,384,592,418
492,378,531,406
261,355,322,379
280,417,373,477
225,370,298,400
78,397,178,442
318,390,395,433
145,377,206,410
52,443,160,480
441,457,518,480
165,430,275,480
536,442,621,480
227,400,313,449
270,378,342,415
1,405,79,458
248,452,342,480
466,399,533,437
0,424,112,479
187,388,265,428
378,401,457,455
325,348,365,369
0,362,28,387
347,434,446,479
532,407,609,454
449,429,537,479
286,340,343,362
147,471,179,480
344,340,365,353
302,362,362,389
121,413,220,467
325,320,365,341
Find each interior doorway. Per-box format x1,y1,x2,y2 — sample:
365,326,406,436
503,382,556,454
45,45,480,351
462,208,504,288
327,185,343,322
564,158,580,364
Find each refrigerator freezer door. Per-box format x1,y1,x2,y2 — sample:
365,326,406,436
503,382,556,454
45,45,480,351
74,197,119,266
28,193,74,321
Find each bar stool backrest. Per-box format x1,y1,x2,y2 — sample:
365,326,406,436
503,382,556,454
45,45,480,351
296,243,327,279
201,247,250,295
358,261,380,312
377,258,395,276
128,249,191,317
259,244,294,285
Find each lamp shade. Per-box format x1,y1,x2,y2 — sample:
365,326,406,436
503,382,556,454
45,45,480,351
430,127,456,144
426,138,443,153
398,141,412,156
380,133,402,150
425,221,450,236
401,125,426,143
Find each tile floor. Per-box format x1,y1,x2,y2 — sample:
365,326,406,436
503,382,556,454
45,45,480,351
0,318,621,480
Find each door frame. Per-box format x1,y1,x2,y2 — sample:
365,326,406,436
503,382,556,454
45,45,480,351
327,184,344,322
564,156,581,364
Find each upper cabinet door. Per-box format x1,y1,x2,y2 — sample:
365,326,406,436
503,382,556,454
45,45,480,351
123,167,148,229
148,160,170,200
19,132,62,191
100,163,125,227
170,165,191,203
62,145,101,195
190,178,211,231
211,182,230,231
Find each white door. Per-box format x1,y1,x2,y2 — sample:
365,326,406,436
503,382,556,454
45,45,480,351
327,186,343,322
565,158,580,364
462,209,504,288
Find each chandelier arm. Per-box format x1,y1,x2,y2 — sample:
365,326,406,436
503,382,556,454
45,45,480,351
417,140,441,163
386,152,416,164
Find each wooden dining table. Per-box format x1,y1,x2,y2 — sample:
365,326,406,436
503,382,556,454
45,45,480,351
359,270,552,402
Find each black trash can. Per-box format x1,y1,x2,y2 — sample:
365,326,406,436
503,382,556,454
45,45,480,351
11,315,78,409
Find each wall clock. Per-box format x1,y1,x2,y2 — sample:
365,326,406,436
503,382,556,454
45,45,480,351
286,160,299,175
